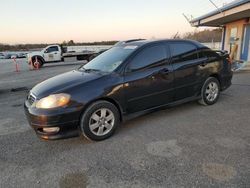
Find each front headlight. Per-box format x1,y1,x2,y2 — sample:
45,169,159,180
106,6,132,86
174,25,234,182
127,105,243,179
35,93,70,109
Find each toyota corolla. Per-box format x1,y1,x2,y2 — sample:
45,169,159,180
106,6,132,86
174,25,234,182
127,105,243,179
24,39,233,141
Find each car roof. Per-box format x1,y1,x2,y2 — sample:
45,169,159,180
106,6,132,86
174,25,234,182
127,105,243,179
115,39,207,49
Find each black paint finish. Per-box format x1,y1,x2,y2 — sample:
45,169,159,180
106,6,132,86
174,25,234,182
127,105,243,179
24,39,233,140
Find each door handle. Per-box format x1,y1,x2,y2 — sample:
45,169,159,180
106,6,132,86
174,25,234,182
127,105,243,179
151,68,170,79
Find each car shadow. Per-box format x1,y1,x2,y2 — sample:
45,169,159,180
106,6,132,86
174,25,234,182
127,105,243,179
117,95,231,136
118,101,199,133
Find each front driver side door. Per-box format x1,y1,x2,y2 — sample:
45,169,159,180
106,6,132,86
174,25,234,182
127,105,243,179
44,46,61,62
124,44,174,113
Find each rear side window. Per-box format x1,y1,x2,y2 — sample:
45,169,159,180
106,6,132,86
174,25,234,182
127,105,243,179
198,49,219,59
170,42,198,63
128,45,167,71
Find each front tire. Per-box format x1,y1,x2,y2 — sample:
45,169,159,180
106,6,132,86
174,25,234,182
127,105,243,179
199,77,220,106
80,101,120,141
32,57,43,69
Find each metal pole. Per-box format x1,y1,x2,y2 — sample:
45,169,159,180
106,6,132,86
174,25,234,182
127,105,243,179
182,13,193,26
208,0,223,14
221,26,226,50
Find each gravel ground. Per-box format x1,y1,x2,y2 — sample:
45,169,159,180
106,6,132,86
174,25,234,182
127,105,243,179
0,59,250,188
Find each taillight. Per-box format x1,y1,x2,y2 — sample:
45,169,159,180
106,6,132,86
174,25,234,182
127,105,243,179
226,57,233,64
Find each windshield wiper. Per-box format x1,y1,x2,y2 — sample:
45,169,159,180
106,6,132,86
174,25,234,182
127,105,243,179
81,68,101,72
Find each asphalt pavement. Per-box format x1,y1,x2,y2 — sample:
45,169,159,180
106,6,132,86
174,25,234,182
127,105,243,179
0,59,250,188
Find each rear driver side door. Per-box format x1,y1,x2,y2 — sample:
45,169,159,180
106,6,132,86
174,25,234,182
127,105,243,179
124,44,174,113
169,42,201,101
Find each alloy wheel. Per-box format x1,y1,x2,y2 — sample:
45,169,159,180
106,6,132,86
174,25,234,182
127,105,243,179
205,82,219,102
89,108,115,136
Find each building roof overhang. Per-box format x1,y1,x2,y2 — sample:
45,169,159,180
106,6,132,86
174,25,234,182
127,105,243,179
190,0,250,27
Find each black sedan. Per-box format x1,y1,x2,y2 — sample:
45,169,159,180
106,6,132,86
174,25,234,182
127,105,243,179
24,39,233,141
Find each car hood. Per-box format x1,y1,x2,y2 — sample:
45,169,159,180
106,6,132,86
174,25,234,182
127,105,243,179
31,70,104,98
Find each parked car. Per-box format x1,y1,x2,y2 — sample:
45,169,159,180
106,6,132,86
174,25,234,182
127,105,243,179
17,52,28,58
4,53,12,59
24,39,233,141
11,54,18,59
0,53,5,59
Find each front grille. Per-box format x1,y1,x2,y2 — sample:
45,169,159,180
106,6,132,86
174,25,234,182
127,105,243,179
28,93,36,105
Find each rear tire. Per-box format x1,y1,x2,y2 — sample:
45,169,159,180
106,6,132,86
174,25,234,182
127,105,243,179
80,101,120,141
199,77,220,106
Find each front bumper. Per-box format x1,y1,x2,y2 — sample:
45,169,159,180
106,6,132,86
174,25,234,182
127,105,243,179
24,100,81,140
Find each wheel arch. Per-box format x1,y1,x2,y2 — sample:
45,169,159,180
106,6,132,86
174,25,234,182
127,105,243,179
209,73,221,86
32,55,45,63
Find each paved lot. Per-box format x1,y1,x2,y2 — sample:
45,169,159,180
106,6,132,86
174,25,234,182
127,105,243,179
0,59,250,188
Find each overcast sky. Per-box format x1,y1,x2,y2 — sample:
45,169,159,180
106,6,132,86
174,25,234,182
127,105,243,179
0,0,235,44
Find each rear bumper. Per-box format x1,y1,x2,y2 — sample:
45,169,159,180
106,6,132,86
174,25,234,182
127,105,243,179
24,100,81,140
220,73,233,91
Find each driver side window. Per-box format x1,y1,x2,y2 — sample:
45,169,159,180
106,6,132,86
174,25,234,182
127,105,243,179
127,45,167,72
45,46,59,53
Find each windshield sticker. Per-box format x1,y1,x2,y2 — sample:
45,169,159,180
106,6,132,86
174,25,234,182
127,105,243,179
124,46,138,50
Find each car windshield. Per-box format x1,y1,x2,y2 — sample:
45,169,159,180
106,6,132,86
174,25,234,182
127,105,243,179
80,46,136,73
